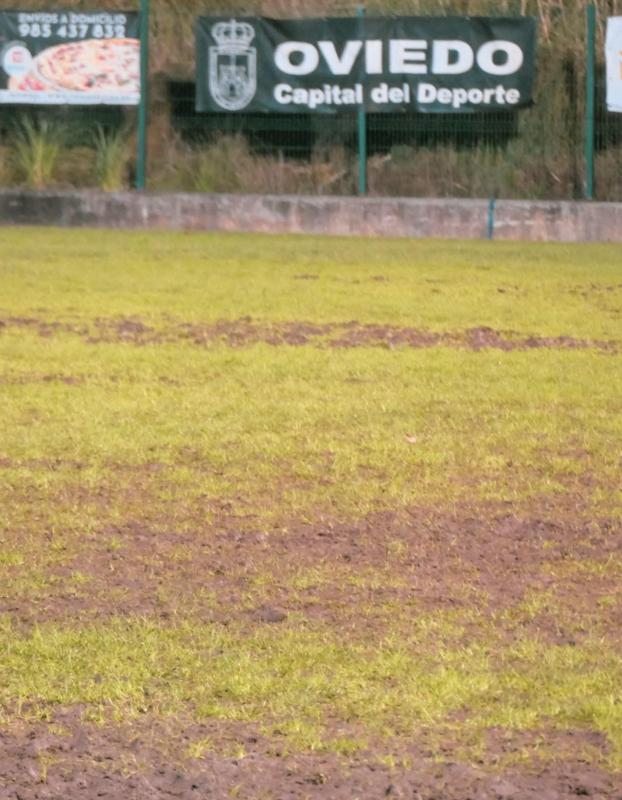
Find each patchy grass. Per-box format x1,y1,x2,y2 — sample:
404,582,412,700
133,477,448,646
1,228,622,778
2,227,622,337
1,336,621,523
1,617,621,765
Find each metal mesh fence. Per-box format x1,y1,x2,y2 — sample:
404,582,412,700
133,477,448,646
0,1,621,200
595,53,622,201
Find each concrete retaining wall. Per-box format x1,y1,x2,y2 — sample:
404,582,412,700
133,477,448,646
1,189,621,242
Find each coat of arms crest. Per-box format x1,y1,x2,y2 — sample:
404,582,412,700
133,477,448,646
209,19,257,111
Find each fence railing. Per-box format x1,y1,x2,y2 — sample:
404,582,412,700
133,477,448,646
0,1,621,202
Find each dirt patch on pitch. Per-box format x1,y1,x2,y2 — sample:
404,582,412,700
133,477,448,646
1,315,618,352
2,499,622,797
0,710,619,800
3,499,621,645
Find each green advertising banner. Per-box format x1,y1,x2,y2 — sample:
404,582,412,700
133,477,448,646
196,16,537,114
0,10,140,105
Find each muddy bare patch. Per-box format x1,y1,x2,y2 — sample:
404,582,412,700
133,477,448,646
0,316,82,338
0,711,618,800
2,496,622,796
1,316,618,352
3,497,621,645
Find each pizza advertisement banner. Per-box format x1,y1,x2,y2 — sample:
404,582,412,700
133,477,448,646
196,16,537,114
0,10,140,105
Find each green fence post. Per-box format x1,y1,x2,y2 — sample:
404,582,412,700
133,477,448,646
357,5,367,196
487,196,496,240
136,0,150,190
585,3,596,200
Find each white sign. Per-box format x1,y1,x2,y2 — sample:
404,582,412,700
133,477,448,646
606,17,622,112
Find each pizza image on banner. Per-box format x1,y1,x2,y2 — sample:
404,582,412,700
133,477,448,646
0,11,140,105
8,39,139,96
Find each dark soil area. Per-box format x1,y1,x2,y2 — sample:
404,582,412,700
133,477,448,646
2,501,621,640
0,504,622,643
0,316,618,352
0,709,620,800
2,500,622,798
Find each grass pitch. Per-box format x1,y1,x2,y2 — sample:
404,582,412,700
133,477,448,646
1,228,621,791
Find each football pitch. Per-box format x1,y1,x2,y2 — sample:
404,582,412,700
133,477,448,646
1,228,621,798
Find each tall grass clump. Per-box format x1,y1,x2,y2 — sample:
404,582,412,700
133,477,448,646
11,117,64,190
93,124,131,191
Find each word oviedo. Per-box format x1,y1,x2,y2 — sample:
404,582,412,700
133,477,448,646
274,39,524,78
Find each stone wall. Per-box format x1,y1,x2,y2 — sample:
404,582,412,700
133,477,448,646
1,190,621,242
